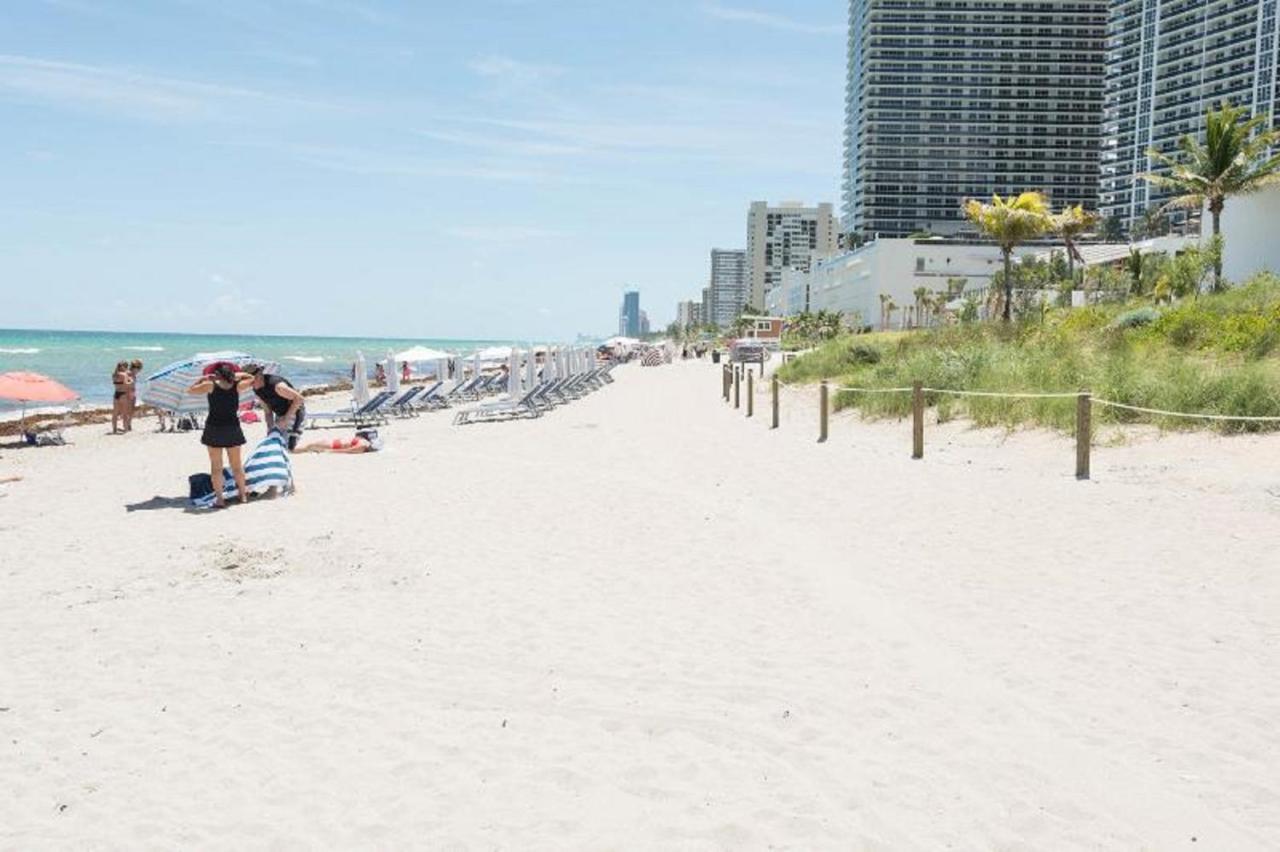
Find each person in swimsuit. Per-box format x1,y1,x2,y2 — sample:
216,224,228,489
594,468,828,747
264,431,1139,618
244,364,306,451
125,359,143,432
187,363,253,508
401,361,411,383
111,361,131,434
295,430,382,454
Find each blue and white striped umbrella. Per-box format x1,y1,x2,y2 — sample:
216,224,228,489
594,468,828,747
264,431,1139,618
140,351,278,414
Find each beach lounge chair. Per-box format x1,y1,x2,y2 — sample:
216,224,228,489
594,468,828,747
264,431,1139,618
445,375,484,402
410,381,447,411
307,390,394,428
388,386,424,417
453,386,544,425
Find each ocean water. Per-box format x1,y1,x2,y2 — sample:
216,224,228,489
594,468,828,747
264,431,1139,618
0,328,520,410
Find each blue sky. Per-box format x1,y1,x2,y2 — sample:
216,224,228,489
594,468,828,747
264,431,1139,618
0,1,844,339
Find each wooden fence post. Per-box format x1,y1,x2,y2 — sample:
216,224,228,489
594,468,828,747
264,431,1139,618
818,381,829,443
912,381,924,460
746,371,754,417
1076,392,1092,480
733,368,741,409
771,375,779,430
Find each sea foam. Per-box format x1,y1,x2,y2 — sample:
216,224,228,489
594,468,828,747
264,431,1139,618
284,355,325,364
0,347,40,354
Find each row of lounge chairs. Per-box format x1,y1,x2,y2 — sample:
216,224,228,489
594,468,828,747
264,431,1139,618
453,365,614,425
305,370,554,429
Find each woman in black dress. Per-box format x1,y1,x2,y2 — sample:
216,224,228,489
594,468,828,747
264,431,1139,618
187,363,253,507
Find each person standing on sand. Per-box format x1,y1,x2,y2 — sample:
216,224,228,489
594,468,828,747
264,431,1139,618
245,364,306,451
125,359,143,432
187,363,252,508
401,361,411,384
110,361,131,434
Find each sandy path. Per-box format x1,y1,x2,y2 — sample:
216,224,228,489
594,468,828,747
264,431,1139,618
1,362,1278,849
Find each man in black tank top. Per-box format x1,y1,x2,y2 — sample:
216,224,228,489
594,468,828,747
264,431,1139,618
246,365,306,451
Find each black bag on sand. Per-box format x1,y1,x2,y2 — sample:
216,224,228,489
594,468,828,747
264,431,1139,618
188,473,213,501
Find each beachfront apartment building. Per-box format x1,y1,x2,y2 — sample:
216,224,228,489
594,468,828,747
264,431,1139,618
745,201,839,309
1101,0,1280,229
842,0,1107,240
676,300,703,329
708,249,748,328
618,290,641,338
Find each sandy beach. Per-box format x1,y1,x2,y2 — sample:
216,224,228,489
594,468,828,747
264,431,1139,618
2,361,1278,849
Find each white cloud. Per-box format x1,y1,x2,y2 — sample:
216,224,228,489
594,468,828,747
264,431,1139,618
702,3,843,35
469,55,566,86
0,54,331,122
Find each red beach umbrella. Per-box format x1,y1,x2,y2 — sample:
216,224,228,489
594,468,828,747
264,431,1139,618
0,371,79,429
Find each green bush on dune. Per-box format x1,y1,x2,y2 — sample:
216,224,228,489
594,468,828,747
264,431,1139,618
775,273,1280,433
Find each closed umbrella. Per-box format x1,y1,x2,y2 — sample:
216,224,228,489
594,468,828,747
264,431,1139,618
471,350,481,384
525,348,537,390
436,357,450,387
141,352,272,414
0,371,79,429
353,351,370,406
507,349,521,396
386,353,400,394
544,347,557,383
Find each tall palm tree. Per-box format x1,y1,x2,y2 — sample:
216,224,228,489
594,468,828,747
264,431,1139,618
912,286,929,329
1052,204,1098,285
1141,102,1280,290
963,192,1052,321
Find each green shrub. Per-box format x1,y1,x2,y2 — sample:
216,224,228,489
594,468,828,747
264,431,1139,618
1112,307,1160,329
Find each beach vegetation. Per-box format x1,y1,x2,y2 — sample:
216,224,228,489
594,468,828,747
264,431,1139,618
776,272,1280,433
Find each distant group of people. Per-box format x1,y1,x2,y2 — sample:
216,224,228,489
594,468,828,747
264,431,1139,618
110,359,143,433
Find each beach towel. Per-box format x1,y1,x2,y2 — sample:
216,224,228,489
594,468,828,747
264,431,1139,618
190,428,293,509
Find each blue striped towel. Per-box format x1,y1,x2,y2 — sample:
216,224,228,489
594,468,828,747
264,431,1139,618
192,428,293,509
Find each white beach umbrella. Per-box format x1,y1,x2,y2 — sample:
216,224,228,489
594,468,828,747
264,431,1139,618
525,348,537,389
476,345,513,361
507,348,521,396
544,347,557,382
471,350,481,382
386,353,400,394
436,357,450,386
140,351,275,414
394,345,452,363
353,351,370,406
557,348,568,378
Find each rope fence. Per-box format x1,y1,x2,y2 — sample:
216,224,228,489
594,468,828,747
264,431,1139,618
718,363,1279,480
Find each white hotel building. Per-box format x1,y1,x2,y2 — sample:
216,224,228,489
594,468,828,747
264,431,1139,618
1101,0,1280,228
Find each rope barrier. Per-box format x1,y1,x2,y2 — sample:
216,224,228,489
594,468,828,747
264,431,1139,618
923,388,1080,400
834,386,915,394
1091,399,1280,423
769,378,1280,424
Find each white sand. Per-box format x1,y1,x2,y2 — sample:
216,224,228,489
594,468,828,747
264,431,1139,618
2,362,1278,848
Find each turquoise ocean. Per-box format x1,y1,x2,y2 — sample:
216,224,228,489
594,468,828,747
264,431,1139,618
0,328,522,411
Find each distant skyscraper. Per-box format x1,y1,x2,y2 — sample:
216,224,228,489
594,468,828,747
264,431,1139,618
842,0,1107,240
700,286,713,328
1101,0,1280,229
619,290,641,337
639,310,651,336
746,201,838,309
708,249,747,328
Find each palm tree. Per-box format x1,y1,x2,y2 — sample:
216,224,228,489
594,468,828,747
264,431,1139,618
912,286,929,329
962,192,1053,321
1141,102,1280,290
878,293,890,331
1052,204,1098,285
1125,249,1144,296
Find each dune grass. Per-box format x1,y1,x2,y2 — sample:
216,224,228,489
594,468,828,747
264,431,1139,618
775,273,1280,433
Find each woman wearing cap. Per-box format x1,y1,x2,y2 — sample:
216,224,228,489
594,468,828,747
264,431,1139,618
187,363,254,508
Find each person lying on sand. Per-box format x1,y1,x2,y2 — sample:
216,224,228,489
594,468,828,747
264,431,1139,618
295,431,382,454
